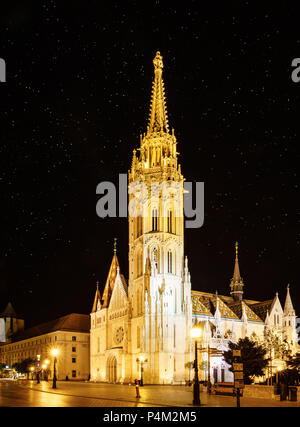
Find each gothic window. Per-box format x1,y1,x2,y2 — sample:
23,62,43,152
167,250,173,273
136,215,142,238
136,250,143,278
152,208,158,231
97,337,100,353
167,210,173,233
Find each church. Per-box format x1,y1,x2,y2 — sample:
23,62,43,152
90,52,298,385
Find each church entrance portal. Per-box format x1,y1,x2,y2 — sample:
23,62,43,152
107,356,117,383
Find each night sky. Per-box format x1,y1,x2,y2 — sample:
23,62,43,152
1,1,299,327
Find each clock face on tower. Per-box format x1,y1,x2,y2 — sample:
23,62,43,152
115,326,124,345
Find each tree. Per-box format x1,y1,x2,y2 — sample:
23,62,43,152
12,358,37,378
223,337,269,384
281,352,300,385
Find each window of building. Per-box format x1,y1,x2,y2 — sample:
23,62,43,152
167,250,173,273
167,210,173,233
72,336,76,341
72,370,76,378
72,347,76,353
152,208,158,231
72,358,76,363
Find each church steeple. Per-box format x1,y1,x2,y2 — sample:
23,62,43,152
284,284,295,316
230,242,244,301
147,51,169,135
91,281,101,313
101,238,120,308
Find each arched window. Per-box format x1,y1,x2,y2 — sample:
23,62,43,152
136,215,142,238
167,209,173,233
136,250,143,278
152,208,158,231
167,250,173,273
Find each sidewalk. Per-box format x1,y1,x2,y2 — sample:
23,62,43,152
16,380,300,407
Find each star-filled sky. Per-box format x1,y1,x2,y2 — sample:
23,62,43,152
1,1,299,327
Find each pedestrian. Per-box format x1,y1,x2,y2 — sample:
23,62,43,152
135,378,141,398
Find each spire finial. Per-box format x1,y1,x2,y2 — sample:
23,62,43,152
114,237,117,255
147,51,169,134
96,281,99,290
153,51,163,71
230,241,244,301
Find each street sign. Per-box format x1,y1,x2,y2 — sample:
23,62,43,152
233,350,241,357
233,363,243,371
234,371,244,380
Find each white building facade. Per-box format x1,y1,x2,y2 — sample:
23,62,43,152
90,52,298,385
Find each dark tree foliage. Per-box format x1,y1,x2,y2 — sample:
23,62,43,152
223,337,269,384
12,358,37,376
280,352,300,385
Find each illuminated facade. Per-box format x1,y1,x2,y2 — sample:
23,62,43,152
90,52,298,384
0,313,90,380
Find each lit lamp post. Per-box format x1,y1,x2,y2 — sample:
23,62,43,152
136,356,148,386
51,349,59,389
30,367,34,380
276,366,282,384
191,322,202,406
36,354,41,384
44,359,50,381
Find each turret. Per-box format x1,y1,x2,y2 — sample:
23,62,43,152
229,242,244,301
283,284,297,350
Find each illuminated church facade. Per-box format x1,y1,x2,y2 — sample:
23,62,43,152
90,52,298,384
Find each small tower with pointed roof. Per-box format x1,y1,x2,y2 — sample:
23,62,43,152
229,242,244,302
0,302,24,342
283,284,297,348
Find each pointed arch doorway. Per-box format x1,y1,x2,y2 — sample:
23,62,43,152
107,356,117,383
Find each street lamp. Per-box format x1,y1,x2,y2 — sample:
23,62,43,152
51,349,59,389
136,356,148,386
30,367,34,380
36,354,41,384
276,366,282,384
191,322,202,406
44,359,50,381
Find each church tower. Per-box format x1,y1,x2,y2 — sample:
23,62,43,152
128,51,192,384
282,284,298,350
229,242,244,301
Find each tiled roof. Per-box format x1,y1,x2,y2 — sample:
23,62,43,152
191,290,269,322
248,299,274,321
10,313,90,343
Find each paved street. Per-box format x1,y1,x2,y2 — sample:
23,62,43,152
0,379,299,407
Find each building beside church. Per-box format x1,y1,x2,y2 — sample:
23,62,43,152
0,309,90,381
90,52,298,385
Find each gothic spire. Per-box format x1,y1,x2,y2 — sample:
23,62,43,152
230,241,244,301
284,284,295,316
91,281,101,313
147,51,169,134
